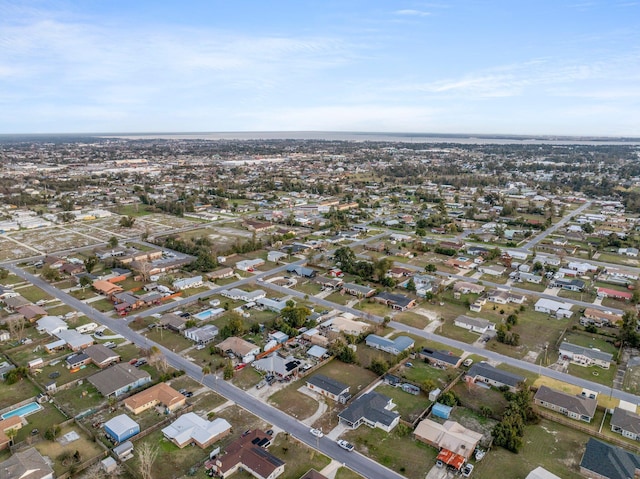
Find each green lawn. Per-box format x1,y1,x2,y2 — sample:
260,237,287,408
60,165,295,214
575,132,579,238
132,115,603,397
312,360,378,394
14,402,68,443
375,384,432,422
14,286,53,303
399,360,460,389
90,298,115,312
231,366,263,390
394,310,432,329
0,377,41,410
269,384,320,421
335,468,364,479
472,419,587,479
561,331,618,356
567,363,617,387
343,424,438,479
268,434,331,479
52,383,105,417
452,382,509,420
325,291,356,306
144,328,193,352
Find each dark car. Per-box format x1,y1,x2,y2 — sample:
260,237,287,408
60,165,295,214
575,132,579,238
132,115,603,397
48,371,60,379
184,391,193,398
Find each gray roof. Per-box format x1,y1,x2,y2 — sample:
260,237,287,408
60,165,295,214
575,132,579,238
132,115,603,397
0,447,54,479
611,407,640,435
419,348,461,366
580,438,640,479
306,374,349,396
84,344,120,365
534,386,598,418
455,315,492,329
88,363,151,397
559,342,613,362
374,291,414,308
342,283,376,295
467,362,524,388
338,391,399,427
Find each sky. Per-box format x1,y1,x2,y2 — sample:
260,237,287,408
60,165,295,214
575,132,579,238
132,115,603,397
0,0,639,136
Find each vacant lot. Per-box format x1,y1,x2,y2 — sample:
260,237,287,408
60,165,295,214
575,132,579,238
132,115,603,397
312,360,378,394
473,419,587,479
399,360,460,389
269,383,320,421
35,423,104,477
343,424,437,479
0,377,41,410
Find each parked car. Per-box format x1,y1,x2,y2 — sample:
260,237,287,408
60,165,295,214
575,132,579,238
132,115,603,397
310,428,323,438
337,439,354,451
48,371,60,379
178,389,187,395
463,358,474,367
462,464,474,477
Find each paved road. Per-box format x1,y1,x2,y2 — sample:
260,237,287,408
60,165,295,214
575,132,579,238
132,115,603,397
4,263,403,479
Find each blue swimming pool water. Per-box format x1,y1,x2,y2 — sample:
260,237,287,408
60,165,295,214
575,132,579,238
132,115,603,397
194,309,214,320
1,402,42,419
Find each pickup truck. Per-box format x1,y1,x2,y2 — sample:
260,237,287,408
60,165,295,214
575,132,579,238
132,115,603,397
337,439,354,451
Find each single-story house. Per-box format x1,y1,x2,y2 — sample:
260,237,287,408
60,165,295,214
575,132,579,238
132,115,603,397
479,265,506,276
581,308,622,327
338,392,400,432
372,292,416,311
466,362,524,392
286,265,316,278
0,447,54,479
580,438,640,479
418,348,462,368
235,258,265,272
306,374,351,403
341,283,376,298
220,288,266,302
54,329,94,351
184,324,219,345
256,297,289,313
104,414,140,443
252,353,301,379
212,430,284,479
610,407,640,440
597,287,633,301
452,282,485,295
66,352,91,369
486,289,526,304
158,313,187,332
0,416,23,451
558,342,613,369
16,304,47,321
207,267,235,281
217,337,261,364
534,385,597,423
88,363,152,397
414,418,483,461
162,413,232,449
267,251,288,262
551,278,585,292
124,382,186,415
172,275,203,290
36,315,68,336
84,344,121,368
534,298,574,318
365,334,414,356
454,315,495,335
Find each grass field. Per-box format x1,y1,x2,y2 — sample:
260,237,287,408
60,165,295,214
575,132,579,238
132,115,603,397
335,467,364,479
14,285,53,303
0,377,41,410
269,383,320,421
312,360,378,394
398,360,460,389
343,424,438,479
472,419,588,479
393,310,432,329
375,384,431,422
567,363,617,387
231,366,263,390
53,383,105,417
14,402,68,443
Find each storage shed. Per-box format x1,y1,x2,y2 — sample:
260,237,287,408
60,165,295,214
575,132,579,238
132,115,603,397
432,402,453,419
104,414,140,443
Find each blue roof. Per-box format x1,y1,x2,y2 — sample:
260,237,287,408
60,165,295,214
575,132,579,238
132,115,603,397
432,402,453,419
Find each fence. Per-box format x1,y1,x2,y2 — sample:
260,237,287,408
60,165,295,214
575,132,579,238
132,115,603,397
536,407,640,455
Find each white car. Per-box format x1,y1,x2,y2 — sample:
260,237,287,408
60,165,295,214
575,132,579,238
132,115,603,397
337,439,354,451
462,464,474,477
310,428,323,438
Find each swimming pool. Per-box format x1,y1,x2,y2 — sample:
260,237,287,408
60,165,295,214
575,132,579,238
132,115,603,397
1,402,43,419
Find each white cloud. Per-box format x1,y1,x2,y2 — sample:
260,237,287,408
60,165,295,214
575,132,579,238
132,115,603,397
394,9,431,17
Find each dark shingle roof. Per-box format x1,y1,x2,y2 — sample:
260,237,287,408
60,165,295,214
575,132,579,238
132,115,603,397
534,386,597,418
338,392,399,427
580,438,640,479
611,407,640,436
306,374,349,396
467,362,524,388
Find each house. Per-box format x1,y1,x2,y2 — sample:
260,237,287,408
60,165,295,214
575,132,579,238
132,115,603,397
267,251,288,263
454,315,495,335
36,315,68,336
525,467,561,479
92,280,124,297
534,298,573,318
124,382,186,415
306,374,351,403
372,292,416,311
414,418,483,461
611,407,640,440
533,385,597,422
0,416,23,450
452,282,485,295
207,267,235,281
104,414,140,443
256,297,289,313
212,429,285,479
597,287,633,301
88,363,152,397
558,342,613,369
581,308,622,327
479,265,506,276
158,313,187,332
172,275,203,290
221,288,266,302
466,362,524,392
217,337,261,364
162,413,232,449
618,247,639,257
184,324,219,345
313,276,343,290
580,438,640,479
341,283,376,298
0,361,16,380
0,286,19,301
54,329,94,351
418,348,462,368
517,272,544,284
300,470,329,479
365,334,414,356
16,304,47,321
286,265,316,278
551,278,585,292
235,258,265,272
387,266,414,279
486,289,526,304
2,296,31,312
252,353,301,379
338,392,400,432
84,344,121,368
0,447,54,479
66,352,91,369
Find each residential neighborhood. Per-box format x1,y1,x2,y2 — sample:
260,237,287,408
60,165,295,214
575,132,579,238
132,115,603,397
1,137,640,479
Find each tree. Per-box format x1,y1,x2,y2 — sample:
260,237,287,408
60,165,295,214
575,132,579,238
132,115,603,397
334,246,356,272
44,425,61,441
137,443,159,479
40,265,60,281
108,236,119,248
281,302,311,328
83,255,99,273
6,316,27,342
223,360,234,380
424,263,437,273
201,365,211,383
406,277,416,292
79,275,92,290
620,311,640,347
370,358,389,376
0,267,8,280
119,215,136,228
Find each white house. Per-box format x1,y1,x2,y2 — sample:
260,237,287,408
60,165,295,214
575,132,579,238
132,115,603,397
454,315,495,334
534,298,573,318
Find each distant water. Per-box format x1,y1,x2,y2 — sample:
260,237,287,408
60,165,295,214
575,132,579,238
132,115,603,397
103,131,640,146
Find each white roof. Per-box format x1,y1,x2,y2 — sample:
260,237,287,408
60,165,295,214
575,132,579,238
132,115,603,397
525,467,561,479
535,298,573,312
162,412,231,445
104,414,139,435
36,315,67,333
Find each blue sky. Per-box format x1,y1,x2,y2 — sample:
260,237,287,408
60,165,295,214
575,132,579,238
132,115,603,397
1,0,639,136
